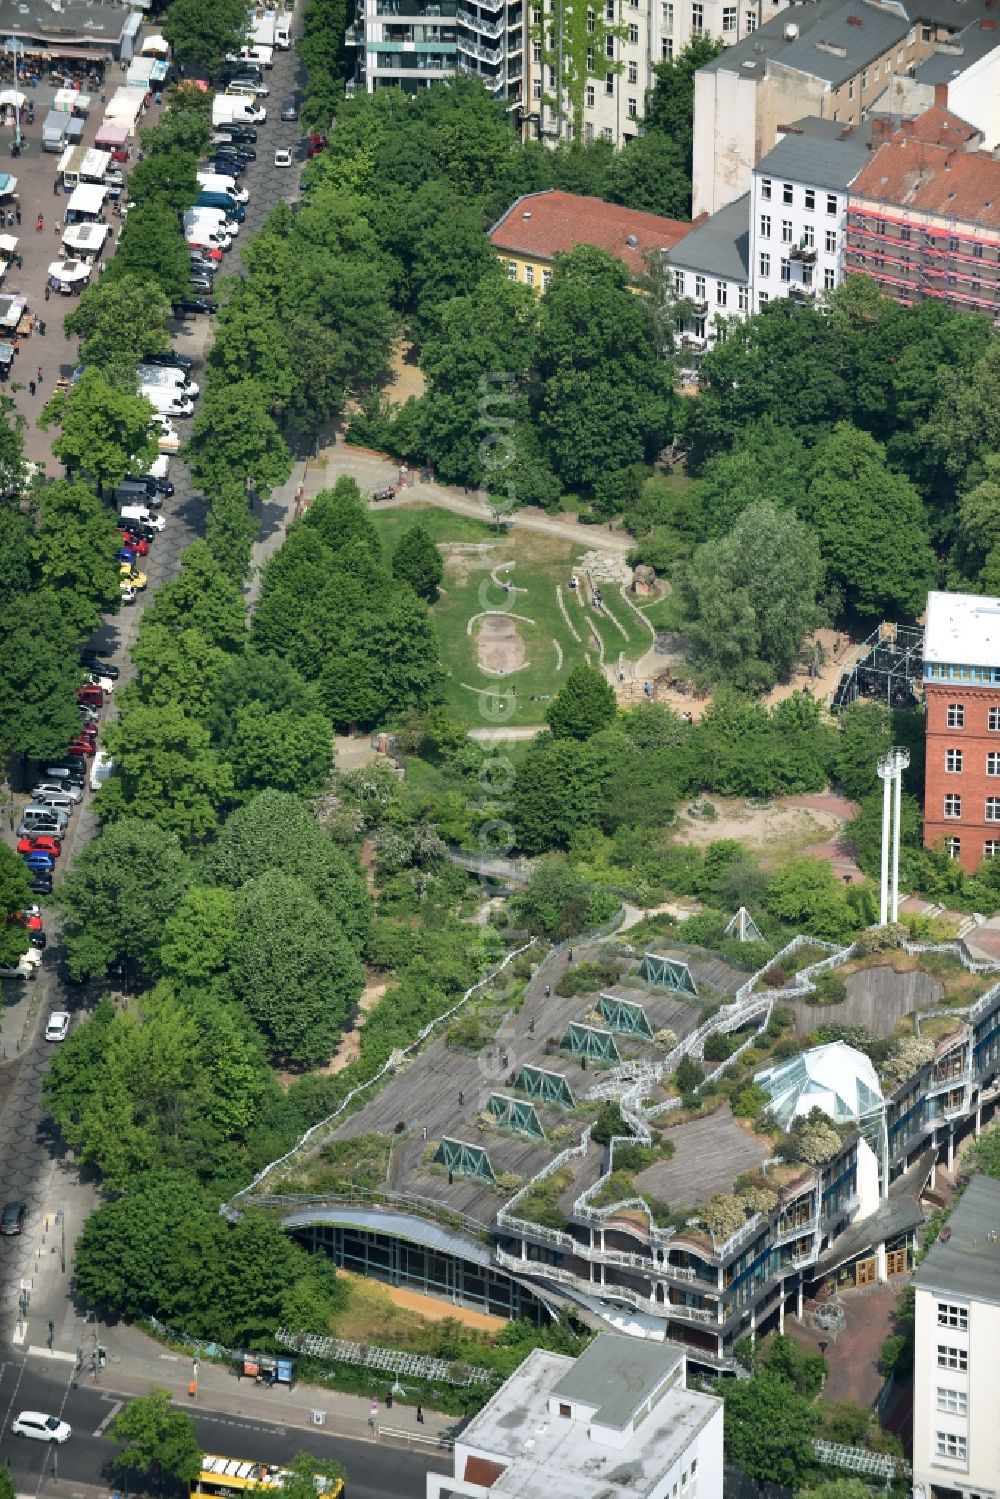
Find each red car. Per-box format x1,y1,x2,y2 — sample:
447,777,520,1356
67,739,97,757
78,684,103,708
119,531,150,555
306,133,327,157
17,836,61,857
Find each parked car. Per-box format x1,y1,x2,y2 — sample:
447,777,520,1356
143,350,194,372
17,837,61,858
33,780,83,803
212,142,255,162
0,955,35,979
28,873,53,895
173,297,218,316
306,133,327,157
280,96,299,121
216,123,257,143
12,1414,71,1444
81,652,119,679
274,147,292,168
24,851,55,873
29,929,46,950
1,1201,26,1234
120,583,136,605
67,738,98,757
116,546,138,565
44,1012,70,1043
119,531,150,555
119,564,148,590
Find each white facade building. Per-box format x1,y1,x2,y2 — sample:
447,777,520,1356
749,120,872,310
912,1174,1000,1499
427,1334,723,1499
668,191,750,350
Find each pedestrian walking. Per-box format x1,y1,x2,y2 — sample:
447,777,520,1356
5,211,11,228
14,205,20,225
28,379,34,396
416,1405,424,1424
36,366,42,383
44,283,50,301
53,219,60,234
38,320,45,336
34,213,42,231
53,178,59,196
385,1388,393,1409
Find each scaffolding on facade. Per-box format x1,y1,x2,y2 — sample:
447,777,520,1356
831,621,924,712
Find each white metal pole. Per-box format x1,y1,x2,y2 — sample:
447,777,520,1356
880,770,891,925
891,766,902,923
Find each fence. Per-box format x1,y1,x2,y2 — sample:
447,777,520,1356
276,1329,494,1387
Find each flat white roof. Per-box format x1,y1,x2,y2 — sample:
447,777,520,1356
66,182,106,215
457,1343,721,1499
924,589,1000,668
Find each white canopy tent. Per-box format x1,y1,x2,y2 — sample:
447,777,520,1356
140,34,170,56
0,235,18,256
61,222,109,256
0,90,26,109
52,89,92,114
48,259,91,285
66,183,107,219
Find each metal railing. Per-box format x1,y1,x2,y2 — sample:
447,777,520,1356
244,1185,492,1243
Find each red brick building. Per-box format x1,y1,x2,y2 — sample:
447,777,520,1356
923,591,1000,873
844,107,1000,318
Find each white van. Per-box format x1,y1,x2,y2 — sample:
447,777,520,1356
119,503,166,531
197,172,249,205
183,212,232,250
188,205,239,238
137,365,200,396
275,18,291,48
226,44,273,68
141,385,195,418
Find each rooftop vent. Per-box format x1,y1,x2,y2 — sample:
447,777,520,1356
522,210,532,218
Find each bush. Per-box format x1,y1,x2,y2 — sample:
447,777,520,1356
674,1055,704,1093
703,1031,735,1063
731,1084,770,1121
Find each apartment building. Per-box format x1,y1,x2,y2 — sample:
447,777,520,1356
844,107,1000,318
749,119,872,307
693,0,937,216
923,590,1000,874
428,1335,724,1499
912,1175,1000,1499
345,0,459,92
668,192,750,349
489,188,692,289
883,16,1000,146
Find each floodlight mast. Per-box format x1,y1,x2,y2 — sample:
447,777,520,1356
876,747,910,924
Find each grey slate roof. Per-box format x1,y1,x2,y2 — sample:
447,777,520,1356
755,129,875,191
916,19,1000,83
0,0,131,45
667,192,750,282
701,0,907,87
551,1334,684,1429
914,1173,1000,1308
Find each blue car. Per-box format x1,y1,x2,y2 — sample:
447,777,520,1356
24,851,55,872
116,547,137,564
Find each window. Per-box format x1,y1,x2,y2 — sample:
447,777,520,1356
627,96,637,117
506,260,517,281
716,281,727,306
723,4,736,29
542,268,552,289
988,798,1000,823
826,193,837,215
945,749,963,773
606,0,614,16
986,840,1000,859
935,1432,967,1462
944,795,962,819
601,126,613,140
861,68,868,88
990,752,1000,776
605,72,614,94
824,267,836,289
662,1,673,27
946,837,961,860
760,178,772,201
524,265,534,286
783,182,793,204
937,1386,968,1414
937,1345,968,1370
533,5,541,21
674,271,685,295
922,23,931,41
694,275,706,298
873,63,879,80
738,285,748,310
691,2,703,33
558,1402,572,1417
781,219,793,243
628,22,638,42
628,60,637,82
848,78,854,99
780,259,790,282
759,213,771,238
532,40,542,60
746,12,756,30
605,34,615,57
990,707,1000,731
802,264,814,287
805,188,815,210
661,36,673,57
585,84,595,106
757,291,769,307
948,703,965,728
587,7,595,29
587,47,594,67
825,229,836,253
548,66,555,85
759,253,770,278
532,78,542,99
802,224,815,248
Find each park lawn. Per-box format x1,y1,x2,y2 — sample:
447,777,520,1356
371,505,649,729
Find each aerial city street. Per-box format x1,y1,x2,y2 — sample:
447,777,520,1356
1,0,1000,1497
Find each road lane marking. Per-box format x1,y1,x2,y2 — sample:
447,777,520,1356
93,1400,123,1436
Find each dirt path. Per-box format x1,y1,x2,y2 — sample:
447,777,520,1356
323,976,388,1075
337,1270,507,1333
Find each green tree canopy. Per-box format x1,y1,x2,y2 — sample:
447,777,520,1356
0,589,87,759
64,274,171,373
546,664,618,740
722,1372,816,1485
31,479,122,636
55,820,190,980
162,0,249,68
185,380,292,499
109,1391,202,1483
0,846,32,966
145,541,247,652
680,502,823,691
110,200,192,303
127,148,200,214
98,704,234,844
833,701,893,801
45,369,158,494
391,524,444,600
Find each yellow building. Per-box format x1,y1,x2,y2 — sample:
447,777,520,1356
488,190,693,291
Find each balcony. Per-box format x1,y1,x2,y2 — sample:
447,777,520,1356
345,24,362,43
457,7,505,34
457,32,504,61
789,243,817,264
788,285,816,302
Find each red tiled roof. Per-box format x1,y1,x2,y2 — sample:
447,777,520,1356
850,109,1000,229
462,1456,508,1487
489,190,692,275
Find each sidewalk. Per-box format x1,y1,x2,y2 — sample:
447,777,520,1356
39,1321,458,1450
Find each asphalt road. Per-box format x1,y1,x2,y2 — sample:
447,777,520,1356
0,1363,447,1499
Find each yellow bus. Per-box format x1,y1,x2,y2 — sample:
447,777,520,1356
190,1457,344,1499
